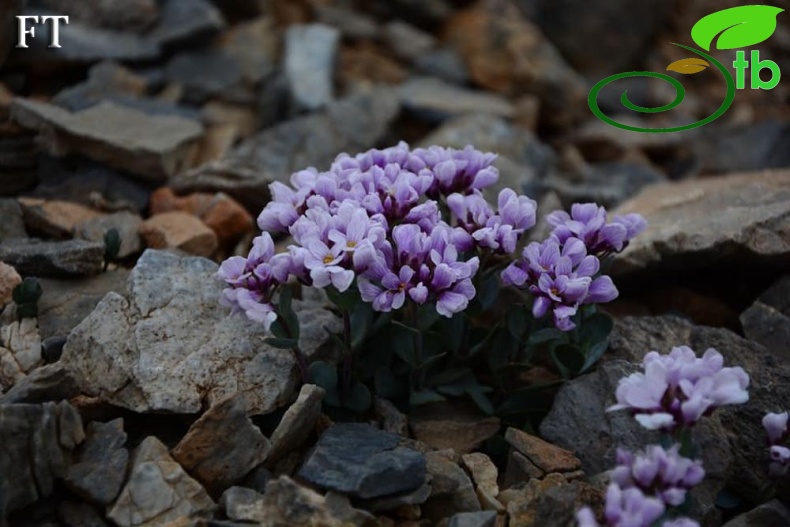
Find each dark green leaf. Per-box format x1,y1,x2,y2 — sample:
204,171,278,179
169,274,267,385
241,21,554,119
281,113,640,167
390,324,416,367
328,331,350,355
551,344,586,378
441,314,465,354
375,368,407,399
417,352,447,371
12,277,42,305
714,489,742,510
478,272,500,310
425,367,472,387
436,383,465,397
578,313,613,346
416,303,441,332
507,307,529,341
410,389,446,406
307,361,338,391
344,382,372,412
325,285,359,311
466,387,495,416
264,337,298,349
496,386,558,416
278,285,293,315
350,302,374,350
527,328,567,347
103,228,121,262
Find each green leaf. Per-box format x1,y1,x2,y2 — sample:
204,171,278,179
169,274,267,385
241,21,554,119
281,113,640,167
691,5,784,51
325,285,360,311
441,314,466,354
344,382,372,413
264,337,298,349
466,387,495,416
12,277,43,305
375,368,407,399
390,324,417,367
410,389,446,406
103,228,121,262
278,285,293,315
307,361,338,391
578,313,613,372
416,303,441,332
507,307,529,341
426,367,473,387
350,302,374,350
527,328,567,347
551,344,586,378
478,272,500,310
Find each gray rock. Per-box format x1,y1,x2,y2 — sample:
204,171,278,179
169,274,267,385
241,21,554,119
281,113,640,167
314,5,379,40
52,61,147,112
173,86,400,212
360,483,432,513
12,99,203,183
516,0,672,75
74,212,142,260
220,486,264,523
298,423,427,499
37,269,130,340
65,418,128,506
108,436,216,527
414,47,469,86
57,501,109,527
149,0,225,49
613,170,790,275
41,335,66,362
32,0,158,32
285,24,340,111
60,250,341,414
400,77,514,123
723,499,790,527
240,465,271,494
694,121,790,176
448,510,497,527
31,156,150,215
740,276,790,361
384,21,437,62
268,384,325,463
0,199,26,242
0,363,79,404
545,161,666,209
171,396,271,495
218,17,277,85
0,401,84,520
0,238,103,278
165,49,243,104
377,0,452,26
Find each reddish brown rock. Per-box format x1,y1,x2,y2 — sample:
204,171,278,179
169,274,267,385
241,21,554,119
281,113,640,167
18,198,101,239
149,188,253,248
0,262,21,307
410,402,500,455
139,212,218,257
504,428,581,474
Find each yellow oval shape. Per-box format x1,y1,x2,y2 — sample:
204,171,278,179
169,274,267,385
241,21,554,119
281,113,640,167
666,57,710,74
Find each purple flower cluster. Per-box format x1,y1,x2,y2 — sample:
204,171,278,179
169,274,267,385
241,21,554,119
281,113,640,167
547,203,647,255
608,347,750,431
763,411,790,476
219,142,538,322
611,445,704,507
216,233,292,331
501,202,644,331
576,484,699,527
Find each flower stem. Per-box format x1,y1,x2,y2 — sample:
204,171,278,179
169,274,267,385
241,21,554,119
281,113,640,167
277,308,309,385
411,303,424,390
341,310,353,398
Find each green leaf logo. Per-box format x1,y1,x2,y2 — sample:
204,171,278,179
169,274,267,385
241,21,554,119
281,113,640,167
691,5,784,51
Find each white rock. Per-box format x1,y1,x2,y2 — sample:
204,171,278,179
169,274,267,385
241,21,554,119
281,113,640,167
0,314,42,390
61,249,341,414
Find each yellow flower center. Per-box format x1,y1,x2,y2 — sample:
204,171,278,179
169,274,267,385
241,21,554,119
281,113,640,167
323,254,335,264
346,240,357,248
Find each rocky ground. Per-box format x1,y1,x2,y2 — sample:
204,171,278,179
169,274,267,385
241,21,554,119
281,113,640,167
0,0,789,526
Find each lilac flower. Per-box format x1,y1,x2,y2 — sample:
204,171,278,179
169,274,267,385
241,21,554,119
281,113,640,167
577,484,665,527
608,347,750,431
547,203,646,255
501,237,618,331
610,445,704,507
216,233,291,331
449,189,537,254
763,412,789,444
302,239,355,292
